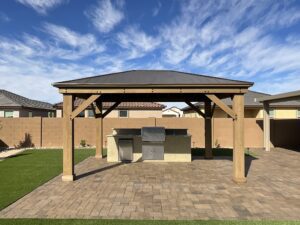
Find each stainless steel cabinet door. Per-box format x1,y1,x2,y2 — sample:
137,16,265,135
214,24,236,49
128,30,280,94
118,139,133,162
142,143,164,160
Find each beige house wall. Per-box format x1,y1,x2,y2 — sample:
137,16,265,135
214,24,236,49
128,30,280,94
103,110,162,118
56,109,162,118
275,109,297,119
183,108,299,119
0,117,299,150
0,108,52,118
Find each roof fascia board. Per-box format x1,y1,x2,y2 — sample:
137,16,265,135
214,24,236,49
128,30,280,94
59,88,249,94
259,91,300,103
54,83,253,88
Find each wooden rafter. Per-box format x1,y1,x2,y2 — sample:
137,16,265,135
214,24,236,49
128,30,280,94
70,94,101,119
211,103,216,116
185,101,205,118
102,101,121,118
206,94,236,119
91,101,102,118
95,101,102,114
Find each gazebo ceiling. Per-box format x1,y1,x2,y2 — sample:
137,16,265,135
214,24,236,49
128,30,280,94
53,70,253,88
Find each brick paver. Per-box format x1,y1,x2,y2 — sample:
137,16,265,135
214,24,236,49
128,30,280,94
0,148,300,220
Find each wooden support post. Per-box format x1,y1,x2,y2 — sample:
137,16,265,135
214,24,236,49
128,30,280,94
62,94,75,181
263,102,271,151
95,101,103,159
232,94,246,184
204,99,213,159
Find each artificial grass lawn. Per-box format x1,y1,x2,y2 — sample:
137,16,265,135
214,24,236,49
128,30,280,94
0,148,95,211
0,148,295,224
0,219,299,225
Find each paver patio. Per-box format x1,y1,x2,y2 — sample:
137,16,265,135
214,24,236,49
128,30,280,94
0,148,299,220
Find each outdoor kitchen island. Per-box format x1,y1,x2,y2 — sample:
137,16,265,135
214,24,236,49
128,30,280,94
107,127,191,162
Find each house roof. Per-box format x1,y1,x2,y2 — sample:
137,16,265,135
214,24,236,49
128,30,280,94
181,90,300,111
259,90,300,103
54,99,165,110
0,89,54,110
163,106,182,112
53,70,253,88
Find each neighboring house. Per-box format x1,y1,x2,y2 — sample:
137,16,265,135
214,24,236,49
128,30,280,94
54,99,166,118
162,107,183,117
182,90,300,119
0,89,55,118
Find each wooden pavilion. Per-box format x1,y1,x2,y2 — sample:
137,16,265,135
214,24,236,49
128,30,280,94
53,70,253,183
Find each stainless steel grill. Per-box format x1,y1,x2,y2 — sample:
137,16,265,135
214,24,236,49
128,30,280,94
141,127,165,160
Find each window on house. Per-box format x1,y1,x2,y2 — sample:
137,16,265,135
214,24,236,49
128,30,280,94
4,111,13,118
28,112,33,117
119,110,128,118
269,109,275,118
88,110,94,117
78,111,85,117
48,112,54,117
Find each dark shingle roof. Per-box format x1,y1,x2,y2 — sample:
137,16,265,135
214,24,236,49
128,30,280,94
54,99,165,110
181,90,300,111
53,70,253,88
0,90,54,110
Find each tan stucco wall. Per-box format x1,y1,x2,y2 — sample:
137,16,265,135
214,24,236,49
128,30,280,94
0,117,299,149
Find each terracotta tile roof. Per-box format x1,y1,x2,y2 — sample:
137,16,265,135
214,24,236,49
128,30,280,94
54,99,165,110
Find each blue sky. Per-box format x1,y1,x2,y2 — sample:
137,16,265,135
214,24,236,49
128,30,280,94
0,0,300,107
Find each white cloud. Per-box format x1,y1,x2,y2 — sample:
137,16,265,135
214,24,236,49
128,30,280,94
85,0,124,33
43,23,105,59
0,24,105,61
2,0,300,104
0,12,10,22
152,1,161,17
254,73,300,95
16,0,66,14
117,26,160,59
160,20,199,64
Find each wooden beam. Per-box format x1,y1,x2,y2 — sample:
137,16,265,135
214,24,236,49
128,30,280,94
185,101,205,118
90,103,97,118
263,102,271,151
211,103,216,116
59,88,249,94
100,93,207,102
204,99,213,159
95,101,102,115
232,94,246,184
62,94,75,182
95,101,103,159
102,101,121,118
70,94,100,119
90,101,102,118
206,94,236,119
